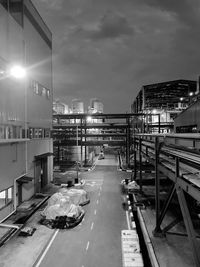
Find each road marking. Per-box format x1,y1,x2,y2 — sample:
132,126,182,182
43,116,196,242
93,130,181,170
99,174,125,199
94,209,97,215
96,199,99,204
98,191,101,196
91,222,94,230
126,211,131,230
86,241,90,251
35,229,59,267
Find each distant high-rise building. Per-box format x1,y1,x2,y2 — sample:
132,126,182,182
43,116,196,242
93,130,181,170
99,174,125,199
72,99,84,114
88,98,103,113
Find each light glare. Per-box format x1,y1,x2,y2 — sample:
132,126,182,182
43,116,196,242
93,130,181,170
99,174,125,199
10,65,26,79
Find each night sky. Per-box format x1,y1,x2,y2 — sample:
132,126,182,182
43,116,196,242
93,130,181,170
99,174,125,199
32,0,200,113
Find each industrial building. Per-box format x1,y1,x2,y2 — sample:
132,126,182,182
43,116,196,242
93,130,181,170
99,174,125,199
174,98,200,133
131,79,197,133
53,100,69,114
0,0,53,221
88,98,104,114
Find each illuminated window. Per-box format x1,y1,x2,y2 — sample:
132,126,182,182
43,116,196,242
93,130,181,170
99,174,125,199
42,87,46,96
46,89,50,99
33,80,39,94
0,187,13,209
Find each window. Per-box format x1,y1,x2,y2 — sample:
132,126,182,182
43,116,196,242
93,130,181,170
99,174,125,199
44,129,51,138
0,0,8,10
42,87,46,96
32,80,50,99
38,128,43,138
0,187,13,210
9,0,23,27
46,89,50,99
33,80,39,94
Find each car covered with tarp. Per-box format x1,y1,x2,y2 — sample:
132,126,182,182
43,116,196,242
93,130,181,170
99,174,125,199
40,188,89,229
121,179,140,193
59,188,90,206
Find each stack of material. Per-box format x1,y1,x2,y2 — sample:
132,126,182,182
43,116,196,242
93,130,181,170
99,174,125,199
121,180,140,193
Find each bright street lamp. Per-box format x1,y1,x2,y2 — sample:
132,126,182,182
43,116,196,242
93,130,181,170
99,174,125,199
9,65,27,79
87,116,92,123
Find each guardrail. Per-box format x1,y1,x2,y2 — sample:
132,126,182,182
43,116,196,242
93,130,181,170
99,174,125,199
133,133,200,267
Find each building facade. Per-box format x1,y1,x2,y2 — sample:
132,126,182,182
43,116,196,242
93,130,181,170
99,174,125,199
71,99,84,114
88,98,104,114
0,0,53,220
53,100,69,114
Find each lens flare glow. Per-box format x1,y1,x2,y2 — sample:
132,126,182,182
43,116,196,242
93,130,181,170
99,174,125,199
10,65,26,79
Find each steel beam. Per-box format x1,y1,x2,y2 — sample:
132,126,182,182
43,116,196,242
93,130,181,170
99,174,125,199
139,137,143,193
153,184,176,235
154,136,161,233
176,186,200,267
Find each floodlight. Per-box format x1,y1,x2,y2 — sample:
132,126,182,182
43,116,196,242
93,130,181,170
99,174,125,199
10,65,26,79
87,116,93,123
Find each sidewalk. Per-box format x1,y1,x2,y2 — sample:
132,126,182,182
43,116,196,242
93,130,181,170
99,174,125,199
0,183,60,267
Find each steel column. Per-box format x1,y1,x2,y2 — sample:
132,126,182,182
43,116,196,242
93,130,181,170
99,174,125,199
176,186,200,267
139,137,142,193
154,136,160,232
126,118,130,167
80,118,83,168
153,184,176,235
84,119,87,165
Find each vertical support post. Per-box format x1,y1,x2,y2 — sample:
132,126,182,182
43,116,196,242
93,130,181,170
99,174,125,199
134,136,137,180
84,119,87,165
80,118,83,168
176,186,200,267
155,136,160,231
143,115,145,133
175,156,179,183
126,118,130,167
57,144,60,165
139,137,142,193
158,114,161,133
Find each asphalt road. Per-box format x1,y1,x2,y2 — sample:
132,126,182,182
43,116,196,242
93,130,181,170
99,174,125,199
36,153,128,267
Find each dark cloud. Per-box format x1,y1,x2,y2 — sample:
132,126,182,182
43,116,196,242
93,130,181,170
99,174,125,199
31,0,200,113
89,11,134,40
142,0,200,26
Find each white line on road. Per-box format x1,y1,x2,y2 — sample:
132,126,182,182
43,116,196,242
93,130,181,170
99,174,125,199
91,222,94,230
35,229,59,267
86,241,90,251
126,210,131,230
94,209,97,215
96,199,99,204
98,191,101,196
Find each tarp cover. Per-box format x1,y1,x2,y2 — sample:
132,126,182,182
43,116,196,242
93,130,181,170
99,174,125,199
42,196,84,220
59,188,89,206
